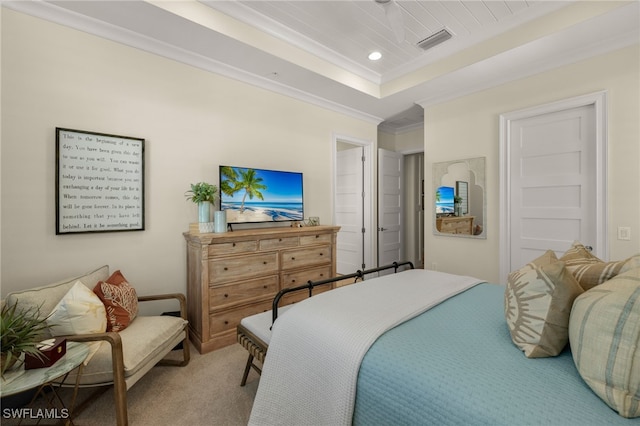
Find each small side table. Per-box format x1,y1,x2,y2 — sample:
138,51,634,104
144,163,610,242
1,342,89,425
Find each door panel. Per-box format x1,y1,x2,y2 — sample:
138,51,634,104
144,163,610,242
378,149,403,275
509,105,596,270
335,147,364,274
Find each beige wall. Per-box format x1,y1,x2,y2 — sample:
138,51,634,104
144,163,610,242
0,10,376,299
377,126,424,153
424,45,640,283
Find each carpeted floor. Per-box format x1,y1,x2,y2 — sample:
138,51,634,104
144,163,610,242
2,343,259,426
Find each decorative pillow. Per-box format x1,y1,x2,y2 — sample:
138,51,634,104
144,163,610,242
47,281,107,363
504,250,584,358
569,267,640,418
93,270,138,332
560,242,639,290
47,281,107,336
620,253,640,274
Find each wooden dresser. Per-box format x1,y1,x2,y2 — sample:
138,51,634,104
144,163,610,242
183,225,340,353
436,216,474,235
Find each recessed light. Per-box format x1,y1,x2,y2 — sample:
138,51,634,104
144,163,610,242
368,51,382,61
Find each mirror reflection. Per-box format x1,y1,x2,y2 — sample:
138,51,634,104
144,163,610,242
433,157,486,239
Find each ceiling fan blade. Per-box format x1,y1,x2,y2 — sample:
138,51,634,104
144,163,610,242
376,0,405,43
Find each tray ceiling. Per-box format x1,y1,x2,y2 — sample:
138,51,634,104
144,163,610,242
5,1,639,132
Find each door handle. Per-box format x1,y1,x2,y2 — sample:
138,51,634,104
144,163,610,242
379,227,387,231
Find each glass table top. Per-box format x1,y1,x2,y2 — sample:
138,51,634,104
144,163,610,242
1,341,89,397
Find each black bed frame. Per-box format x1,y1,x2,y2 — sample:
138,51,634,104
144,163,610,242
271,260,415,325
238,260,415,385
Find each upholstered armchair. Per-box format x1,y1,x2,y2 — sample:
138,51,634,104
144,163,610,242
5,265,190,426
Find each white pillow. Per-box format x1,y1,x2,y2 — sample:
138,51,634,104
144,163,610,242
47,281,107,363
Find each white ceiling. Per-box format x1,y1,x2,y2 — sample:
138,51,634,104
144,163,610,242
6,1,639,132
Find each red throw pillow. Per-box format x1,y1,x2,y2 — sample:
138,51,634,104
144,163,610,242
93,270,138,332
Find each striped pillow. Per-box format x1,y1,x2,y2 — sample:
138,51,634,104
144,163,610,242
560,242,638,290
569,267,640,418
505,250,583,357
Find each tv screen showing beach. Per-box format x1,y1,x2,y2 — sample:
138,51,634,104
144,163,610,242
219,166,304,224
436,186,454,215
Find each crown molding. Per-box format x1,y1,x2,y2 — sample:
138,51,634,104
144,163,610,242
2,1,383,126
378,121,423,136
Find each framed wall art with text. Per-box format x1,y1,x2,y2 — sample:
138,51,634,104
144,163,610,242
56,128,145,234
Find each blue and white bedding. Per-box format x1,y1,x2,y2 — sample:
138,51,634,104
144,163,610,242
248,270,630,425
353,283,631,425
249,269,483,425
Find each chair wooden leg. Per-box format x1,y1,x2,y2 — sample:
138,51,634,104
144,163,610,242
241,354,254,386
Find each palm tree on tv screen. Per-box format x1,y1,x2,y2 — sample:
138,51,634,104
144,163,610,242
220,166,239,197
224,168,267,213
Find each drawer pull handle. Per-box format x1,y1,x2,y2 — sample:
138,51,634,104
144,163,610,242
224,294,228,298
224,321,229,325
291,257,295,260
319,253,323,256
224,267,228,271
316,235,319,238
279,238,282,242
292,279,296,283
263,261,267,264
263,285,268,289
232,243,236,247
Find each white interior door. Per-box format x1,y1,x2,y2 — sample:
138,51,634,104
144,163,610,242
501,92,607,279
378,149,403,274
335,147,364,274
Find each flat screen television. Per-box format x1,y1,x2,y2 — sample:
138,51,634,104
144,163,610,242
436,186,455,215
219,166,304,224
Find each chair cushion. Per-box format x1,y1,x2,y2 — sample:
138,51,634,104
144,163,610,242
73,315,187,386
93,270,139,332
240,305,292,346
569,267,640,418
505,250,583,357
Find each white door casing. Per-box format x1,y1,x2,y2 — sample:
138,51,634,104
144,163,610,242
499,91,608,283
378,148,404,274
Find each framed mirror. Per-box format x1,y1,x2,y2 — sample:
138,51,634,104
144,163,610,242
433,157,486,239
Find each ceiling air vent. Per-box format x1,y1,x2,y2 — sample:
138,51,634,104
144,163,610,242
417,28,452,51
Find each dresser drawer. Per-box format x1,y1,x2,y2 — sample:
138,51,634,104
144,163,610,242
208,240,257,256
209,300,272,336
437,217,473,235
300,233,332,245
439,221,459,233
281,265,332,289
281,246,331,270
259,236,298,251
210,252,278,283
209,275,278,308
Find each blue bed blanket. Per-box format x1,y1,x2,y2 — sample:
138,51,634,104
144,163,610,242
353,283,632,425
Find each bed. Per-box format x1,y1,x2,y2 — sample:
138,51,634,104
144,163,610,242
245,252,639,425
